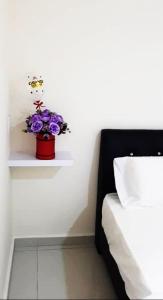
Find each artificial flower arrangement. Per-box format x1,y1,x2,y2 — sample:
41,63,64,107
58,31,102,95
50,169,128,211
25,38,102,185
24,102,69,137
23,76,70,160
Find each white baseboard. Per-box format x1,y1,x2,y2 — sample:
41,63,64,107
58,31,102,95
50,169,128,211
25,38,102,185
3,238,15,300
14,232,94,239
14,234,95,249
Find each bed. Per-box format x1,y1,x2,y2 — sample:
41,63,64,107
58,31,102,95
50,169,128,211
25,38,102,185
95,129,163,299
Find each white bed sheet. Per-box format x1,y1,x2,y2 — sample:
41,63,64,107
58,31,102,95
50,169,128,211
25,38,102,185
102,193,163,299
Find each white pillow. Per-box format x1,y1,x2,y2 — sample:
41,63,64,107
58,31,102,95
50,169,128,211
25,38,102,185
113,156,163,208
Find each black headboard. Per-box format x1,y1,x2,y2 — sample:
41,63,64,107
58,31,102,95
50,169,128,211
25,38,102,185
95,129,163,250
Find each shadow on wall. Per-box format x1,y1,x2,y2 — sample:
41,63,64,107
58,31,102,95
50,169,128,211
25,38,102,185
10,167,60,179
67,132,100,235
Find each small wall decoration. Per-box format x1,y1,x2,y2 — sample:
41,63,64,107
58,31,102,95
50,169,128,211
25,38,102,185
24,76,70,160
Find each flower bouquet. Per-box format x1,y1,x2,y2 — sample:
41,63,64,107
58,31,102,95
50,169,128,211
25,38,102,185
24,76,70,159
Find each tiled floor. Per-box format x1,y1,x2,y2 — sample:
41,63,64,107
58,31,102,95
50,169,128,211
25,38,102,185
8,245,117,299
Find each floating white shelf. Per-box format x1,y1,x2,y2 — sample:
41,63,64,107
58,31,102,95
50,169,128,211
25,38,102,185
8,151,73,167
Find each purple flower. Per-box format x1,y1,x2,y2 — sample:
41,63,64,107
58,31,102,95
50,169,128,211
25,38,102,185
41,109,50,122
49,122,60,135
50,114,63,124
24,106,69,136
31,120,43,133
31,114,41,123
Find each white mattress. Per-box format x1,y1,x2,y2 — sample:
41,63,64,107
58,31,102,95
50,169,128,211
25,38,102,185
102,193,163,299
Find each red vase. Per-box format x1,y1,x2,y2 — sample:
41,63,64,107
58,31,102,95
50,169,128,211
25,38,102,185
36,134,55,160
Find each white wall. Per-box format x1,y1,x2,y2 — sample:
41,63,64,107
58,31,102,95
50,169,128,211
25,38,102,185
0,0,12,298
9,0,163,237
